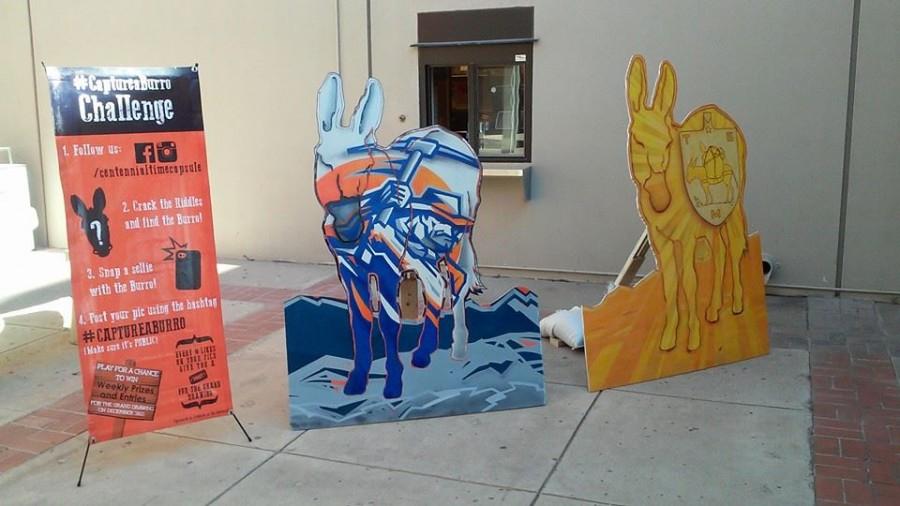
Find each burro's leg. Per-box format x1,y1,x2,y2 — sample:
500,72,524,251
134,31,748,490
412,271,444,368
338,262,373,395
725,214,747,314
450,289,469,360
681,237,702,351
658,240,679,351
449,233,478,361
442,263,469,361
706,229,726,323
375,272,404,399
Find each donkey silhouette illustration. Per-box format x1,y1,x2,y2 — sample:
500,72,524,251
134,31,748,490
626,56,748,352
686,144,736,205
314,73,483,399
70,187,112,257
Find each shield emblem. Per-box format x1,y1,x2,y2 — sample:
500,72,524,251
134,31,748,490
680,111,741,226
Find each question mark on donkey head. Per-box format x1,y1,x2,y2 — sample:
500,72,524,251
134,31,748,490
90,220,103,246
70,187,112,257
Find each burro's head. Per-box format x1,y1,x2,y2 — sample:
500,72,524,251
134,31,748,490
626,56,677,212
314,73,384,180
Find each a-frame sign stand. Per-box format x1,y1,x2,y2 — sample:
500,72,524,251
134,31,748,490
76,410,253,487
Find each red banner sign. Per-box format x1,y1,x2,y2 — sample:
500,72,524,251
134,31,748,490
46,66,232,442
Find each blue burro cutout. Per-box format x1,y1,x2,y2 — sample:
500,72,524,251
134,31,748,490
286,73,546,428
285,288,546,429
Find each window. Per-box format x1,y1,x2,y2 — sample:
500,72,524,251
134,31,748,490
415,7,535,162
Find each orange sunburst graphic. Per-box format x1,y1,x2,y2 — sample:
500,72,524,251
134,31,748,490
583,55,769,391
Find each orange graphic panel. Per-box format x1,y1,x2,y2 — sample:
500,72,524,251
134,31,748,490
47,66,232,442
583,56,769,391
584,234,769,390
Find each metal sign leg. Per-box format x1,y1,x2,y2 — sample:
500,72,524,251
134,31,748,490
230,411,253,443
76,437,93,487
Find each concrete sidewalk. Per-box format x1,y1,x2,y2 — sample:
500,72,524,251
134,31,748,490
1,254,896,504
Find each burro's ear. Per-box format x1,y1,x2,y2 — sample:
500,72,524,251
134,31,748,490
317,72,345,135
92,187,106,212
626,55,647,115
653,60,677,116
351,78,384,139
70,194,88,218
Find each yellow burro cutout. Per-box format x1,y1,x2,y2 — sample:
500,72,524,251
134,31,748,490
583,56,769,391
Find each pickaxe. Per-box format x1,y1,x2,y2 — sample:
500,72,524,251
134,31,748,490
378,137,439,224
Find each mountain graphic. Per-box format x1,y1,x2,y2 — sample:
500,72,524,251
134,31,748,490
285,287,540,372
284,287,546,429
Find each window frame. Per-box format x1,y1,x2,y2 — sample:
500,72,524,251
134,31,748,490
414,7,535,162
418,44,533,162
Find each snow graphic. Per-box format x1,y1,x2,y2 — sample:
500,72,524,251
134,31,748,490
285,288,546,428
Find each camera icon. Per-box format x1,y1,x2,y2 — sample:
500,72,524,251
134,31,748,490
156,141,177,162
133,141,178,163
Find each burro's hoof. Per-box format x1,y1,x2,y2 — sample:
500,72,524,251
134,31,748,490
383,379,403,399
411,349,431,368
659,334,675,351
687,334,701,352
343,370,368,396
450,343,468,361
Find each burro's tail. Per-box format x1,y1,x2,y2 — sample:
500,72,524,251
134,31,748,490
458,230,484,297
469,274,485,296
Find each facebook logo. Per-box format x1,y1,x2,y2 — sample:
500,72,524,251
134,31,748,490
134,142,156,163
